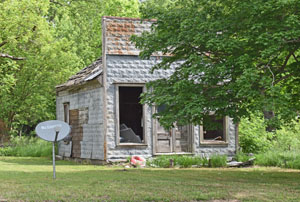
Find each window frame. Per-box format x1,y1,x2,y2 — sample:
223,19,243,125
199,116,229,145
115,83,147,146
63,102,70,124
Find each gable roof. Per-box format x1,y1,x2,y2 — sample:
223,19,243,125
56,58,102,91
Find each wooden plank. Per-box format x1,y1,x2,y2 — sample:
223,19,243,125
157,139,171,153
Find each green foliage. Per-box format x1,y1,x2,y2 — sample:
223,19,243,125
50,0,140,65
0,136,53,157
255,151,300,169
239,114,300,169
239,113,300,153
209,155,227,168
133,0,300,128
176,155,205,168
0,0,82,134
273,123,300,151
147,155,175,168
255,152,283,167
147,154,227,168
234,152,253,162
239,114,274,153
0,0,140,136
147,155,219,168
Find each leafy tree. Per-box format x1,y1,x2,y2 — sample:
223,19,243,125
133,0,300,128
0,0,81,134
49,0,140,65
0,0,140,136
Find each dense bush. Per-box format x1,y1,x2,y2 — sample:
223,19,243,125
273,123,300,151
0,136,53,157
239,114,274,153
239,114,300,169
239,114,300,153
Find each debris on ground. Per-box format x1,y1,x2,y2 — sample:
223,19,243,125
227,158,256,167
130,155,146,167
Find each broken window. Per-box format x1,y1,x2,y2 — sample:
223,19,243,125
118,86,144,144
200,115,228,144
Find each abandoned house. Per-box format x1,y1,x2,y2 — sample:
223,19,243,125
56,16,239,162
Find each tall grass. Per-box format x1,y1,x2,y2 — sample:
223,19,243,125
209,155,227,168
255,151,300,169
0,136,53,157
234,152,253,162
147,155,226,168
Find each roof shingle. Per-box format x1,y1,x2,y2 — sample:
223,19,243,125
56,58,102,91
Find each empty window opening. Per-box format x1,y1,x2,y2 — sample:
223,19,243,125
63,102,70,123
119,86,144,143
203,115,224,141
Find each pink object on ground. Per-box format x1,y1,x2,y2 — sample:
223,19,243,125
130,156,146,167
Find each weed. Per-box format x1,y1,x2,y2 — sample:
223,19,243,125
0,136,53,157
209,155,227,168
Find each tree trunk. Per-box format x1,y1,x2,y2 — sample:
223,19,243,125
263,110,275,132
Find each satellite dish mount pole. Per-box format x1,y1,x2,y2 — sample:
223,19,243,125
53,127,59,179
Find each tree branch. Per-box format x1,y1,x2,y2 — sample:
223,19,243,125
273,73,293,85
280,51,293,72
285,38,300,44
0,53,26,60
292,53,299,62
49,0,64,6
0,41,7,48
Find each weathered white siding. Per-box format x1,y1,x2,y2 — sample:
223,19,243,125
105,55,173,160
193,122,237,157
56,83,105,160
104,55,237,160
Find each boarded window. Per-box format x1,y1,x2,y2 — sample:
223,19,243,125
119,86,144,143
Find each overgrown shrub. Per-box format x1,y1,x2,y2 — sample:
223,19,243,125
209,155,227,168
273,123,300,151
0,136,53,157
239,114,274,153
239,113,300,154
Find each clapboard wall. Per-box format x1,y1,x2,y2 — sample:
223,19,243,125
56,81,104,160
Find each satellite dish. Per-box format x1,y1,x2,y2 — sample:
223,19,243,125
35,120,71,142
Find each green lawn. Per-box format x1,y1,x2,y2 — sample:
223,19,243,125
0,157,300,201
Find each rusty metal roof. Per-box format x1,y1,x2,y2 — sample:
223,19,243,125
56,58,102,91
103,16,156,56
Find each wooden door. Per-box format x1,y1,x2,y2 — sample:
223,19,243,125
69,109,82,158
155,119,172,153
155,119,192,153
173,125,192,153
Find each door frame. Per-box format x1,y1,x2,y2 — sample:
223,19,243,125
152,106,194,155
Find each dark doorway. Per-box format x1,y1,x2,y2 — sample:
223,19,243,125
119,86,144,142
